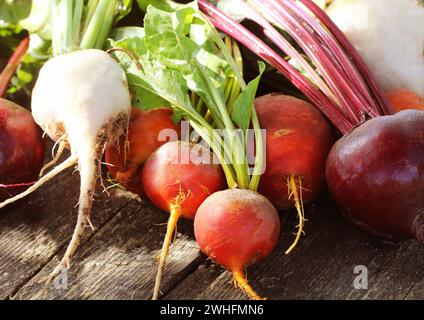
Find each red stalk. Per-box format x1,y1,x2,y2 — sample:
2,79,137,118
198,0,353,134
271,0,379,119
282,0,376,108
297,0,392,115
249,0,363,123
199,0,392,134
0,37,30,98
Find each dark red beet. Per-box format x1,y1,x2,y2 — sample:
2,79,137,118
326,110,424,241
105,107,179,194
0,98,44,201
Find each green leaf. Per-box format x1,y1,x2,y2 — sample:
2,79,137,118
136,60,194,113
144,5,196,73
136,0,183,12
109,26,145,42
231,61,265,131
143,3,230,121
107,28,147,70
108,29,173,111
0,0,32,28
126,73,171,110
116,0,134,22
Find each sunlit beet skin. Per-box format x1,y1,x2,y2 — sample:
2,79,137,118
142,140,226,218
0,99,44,201
142,140,226,299
194,188,280,299
195,189,280,269
256,94,334,210
387,88,424,113
326,110,424,241
105,107,179,194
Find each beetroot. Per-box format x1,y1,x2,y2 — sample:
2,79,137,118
255,93,333,253
194,188,280,300
257,94,333,210
0,99,44,201
142,141,226,219
142,140,226,299
326,110,424,241
105,107,179,194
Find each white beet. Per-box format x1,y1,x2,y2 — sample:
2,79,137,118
1,49,131,283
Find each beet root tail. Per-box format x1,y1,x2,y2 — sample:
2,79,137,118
43,145,98,289
285,175,306,254
152,204,181,300
233,270,264,300
39,138,67,177
0,155,77,210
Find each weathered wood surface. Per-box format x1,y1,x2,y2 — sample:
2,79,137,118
1,156,424,299
165,199,424,300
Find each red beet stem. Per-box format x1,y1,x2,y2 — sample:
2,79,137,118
274,0,380,119
298,0,393,115
198,0,353,134
252,0,365,123
0,37,30,98
199,0,392,133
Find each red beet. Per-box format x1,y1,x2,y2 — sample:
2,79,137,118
256,93,333,253
0,99,44,201
326,110,424,241
194,188,280,299
142,140,226,299
257,94,334,209
105,107,179,194
142,141,225,218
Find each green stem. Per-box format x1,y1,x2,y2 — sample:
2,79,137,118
216,32,265,191
248,109,263,191
83,0,100,34
64,0,73,51
73,0,84,46
201,67,250,188
50,0,120,55
80,0,116,50
190,120,238,188
95,2,116,49
196,98,204,114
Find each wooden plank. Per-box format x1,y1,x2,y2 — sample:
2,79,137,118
13,195,206,300
0,153,132,299
164,198,424,300
2,143,423,299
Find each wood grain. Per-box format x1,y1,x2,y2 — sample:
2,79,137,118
164,198,424,300
0,147,132,299
1,147,423,299
12,194,205,300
